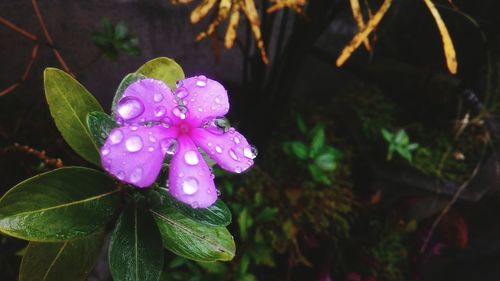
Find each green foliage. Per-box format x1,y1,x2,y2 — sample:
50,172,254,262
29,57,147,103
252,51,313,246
1,57,237,281
284,116,343,184
91,17,141,61
0,167,120,242
44,68,104,166
19,232,104,281
152,188,236,262
109,204,164,281
381,128,419,163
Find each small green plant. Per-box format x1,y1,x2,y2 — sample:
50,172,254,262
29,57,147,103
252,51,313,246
284,116,343,184
381,128,419,163
91,17,141,61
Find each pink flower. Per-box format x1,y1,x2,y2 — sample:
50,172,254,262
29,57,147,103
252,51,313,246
100,75,257,208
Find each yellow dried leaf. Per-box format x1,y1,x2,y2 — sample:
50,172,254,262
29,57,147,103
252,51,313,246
267,0,306,14
423,0,457,74
349,0,371,51
336,0,392,67
190,0,218,24
196,0,232,41
242,0,269,64
225,2,241,49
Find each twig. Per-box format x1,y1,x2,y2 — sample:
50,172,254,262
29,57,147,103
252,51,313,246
1,143,64,168
0,15,38,41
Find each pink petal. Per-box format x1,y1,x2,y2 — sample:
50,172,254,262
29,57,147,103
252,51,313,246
100,125,178,187
114,78,178,125
175,76,229,127
168,135,218,208
191,127,256,174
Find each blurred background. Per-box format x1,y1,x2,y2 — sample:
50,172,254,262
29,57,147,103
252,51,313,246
2,0,500,280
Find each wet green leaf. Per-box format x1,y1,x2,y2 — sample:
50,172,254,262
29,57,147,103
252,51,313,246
109,205,163,281
19,231,104,281
136,57,185,91
0,167,120,241
86,111,117,147
44,68,104,165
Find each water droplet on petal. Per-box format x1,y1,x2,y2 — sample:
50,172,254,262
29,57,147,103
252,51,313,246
243,146,258,159
125,136,143,152
117,96,144,120
208,142,212,147
182,177,199,195
101,147,110,156
161,138,178,155
215,96,221,104
234,136,240,144
131,126,138,131
229,149,239,161
130,168,143,183
235,166,242,173
172,106,188,120
162,117,172,126
117,171,125,180
175,87,189,99
191,201,199,208
154,106,166,117
184,150,199,165
149,135,157,143
148,147,155,152
195,75,207,87
176,80,183,87
198,107,203,112
109,129,123,144
154,93,164,102
215,145,223,154
203,117,230,134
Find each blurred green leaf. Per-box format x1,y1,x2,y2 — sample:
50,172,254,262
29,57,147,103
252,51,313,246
19,231,104,281
238,208,253,241
86,111,117,147
91,18,141,61
44,68,103,165
315,153,337,171
296,115,307,135
289,141,308,160
310,126,325,157
109,204,163,281
254,207,278,223
0,167,119,241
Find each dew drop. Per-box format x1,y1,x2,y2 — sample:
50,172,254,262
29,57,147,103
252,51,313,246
235,166,242,173
208,142,212,147
215,145,223,154
101,147,110,156
162,117,172,126
195,75,207,87
154,106,166,117
172,106,188,120
198,107,203,112
191,201,199,208
117,171,125,180
109,129,123,144
203,117,230,134
176,80,183,87
215,96,221,104
131,126,138,131
149,135,157,143
175,87,189,99
229,149,239,161
243,146,258,159
130,168,143,183
148,147,155,152
234,136,240,144
161,139,178,155
125,136,143,152
154,93,164,102
117,96,144,120
182,177,199,195
184,150,199,165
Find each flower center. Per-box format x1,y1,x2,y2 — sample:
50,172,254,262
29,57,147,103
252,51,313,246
177,122,191,135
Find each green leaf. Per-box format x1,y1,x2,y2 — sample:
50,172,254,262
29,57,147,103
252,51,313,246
238,208,253,241
86,111,117,147
151,190,235,262
109,204,163,281
315,153,337,171
254,207,278,223
407,143,419,150
114,22,128,40
310,126,325,157
44,68,104,165
156,188,231,226
290,141,308,160
136,57,185,91
111,73,146,114
0,167,120,241
381,128,393,142
395,130,406,144
19,231,104,281
296,115,307,135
